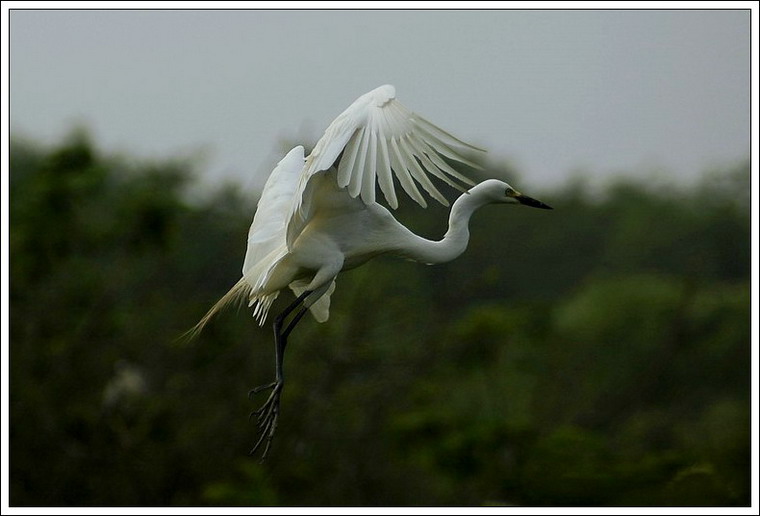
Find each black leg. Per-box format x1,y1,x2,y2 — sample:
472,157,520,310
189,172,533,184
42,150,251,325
282,304,309,340
248,290,311,460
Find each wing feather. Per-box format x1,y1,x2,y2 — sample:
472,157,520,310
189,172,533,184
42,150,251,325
337,127,363,188
376,135,397,209
349,128,370,198
410,133,475,187
363,130,378,204
413,113,486,153
398,136,448,206
309,124,354,176
389,137,427,208
415,128,483,172
408,134,462,191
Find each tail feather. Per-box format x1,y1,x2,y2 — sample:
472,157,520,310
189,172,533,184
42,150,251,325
251,292,278,326
182,277,251,340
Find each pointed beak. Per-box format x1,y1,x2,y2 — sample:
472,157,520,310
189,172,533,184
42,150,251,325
515,193,553,210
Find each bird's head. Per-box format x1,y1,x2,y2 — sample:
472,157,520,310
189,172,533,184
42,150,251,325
472,179,553,209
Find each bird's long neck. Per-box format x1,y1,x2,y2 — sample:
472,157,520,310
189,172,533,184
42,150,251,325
396,190,487,265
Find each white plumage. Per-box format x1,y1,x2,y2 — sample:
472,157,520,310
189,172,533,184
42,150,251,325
294,84,482,214
199,85,490,327
192,85,551,459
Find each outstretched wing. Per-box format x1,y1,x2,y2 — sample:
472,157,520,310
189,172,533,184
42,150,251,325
307,85,484,209
243,145,305,278
286,84,485,247
240,145,305,322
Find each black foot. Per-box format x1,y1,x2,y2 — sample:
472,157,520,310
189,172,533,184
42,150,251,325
248,381,282,461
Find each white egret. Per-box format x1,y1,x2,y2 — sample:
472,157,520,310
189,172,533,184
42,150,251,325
194,85,551,458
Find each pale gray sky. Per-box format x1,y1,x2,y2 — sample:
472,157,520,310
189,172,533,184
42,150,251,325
10,9,750,193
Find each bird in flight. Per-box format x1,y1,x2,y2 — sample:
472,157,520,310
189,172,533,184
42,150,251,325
193,84,552,459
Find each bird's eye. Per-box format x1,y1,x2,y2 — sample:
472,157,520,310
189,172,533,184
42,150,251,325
505,187,515,197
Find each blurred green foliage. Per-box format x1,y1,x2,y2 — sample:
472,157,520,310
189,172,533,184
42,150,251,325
9,132,750,506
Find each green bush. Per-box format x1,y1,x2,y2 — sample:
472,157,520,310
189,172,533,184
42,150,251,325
9,132,750,506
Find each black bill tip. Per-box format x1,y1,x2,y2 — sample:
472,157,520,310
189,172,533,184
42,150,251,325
516,194,553,210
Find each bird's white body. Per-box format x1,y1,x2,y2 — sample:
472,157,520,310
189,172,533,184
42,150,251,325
194,84,551,458
197,84,550,331
198,84,554,334
201,85,493,327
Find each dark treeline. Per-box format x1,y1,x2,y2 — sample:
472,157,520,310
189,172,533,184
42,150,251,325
9,132,750,506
